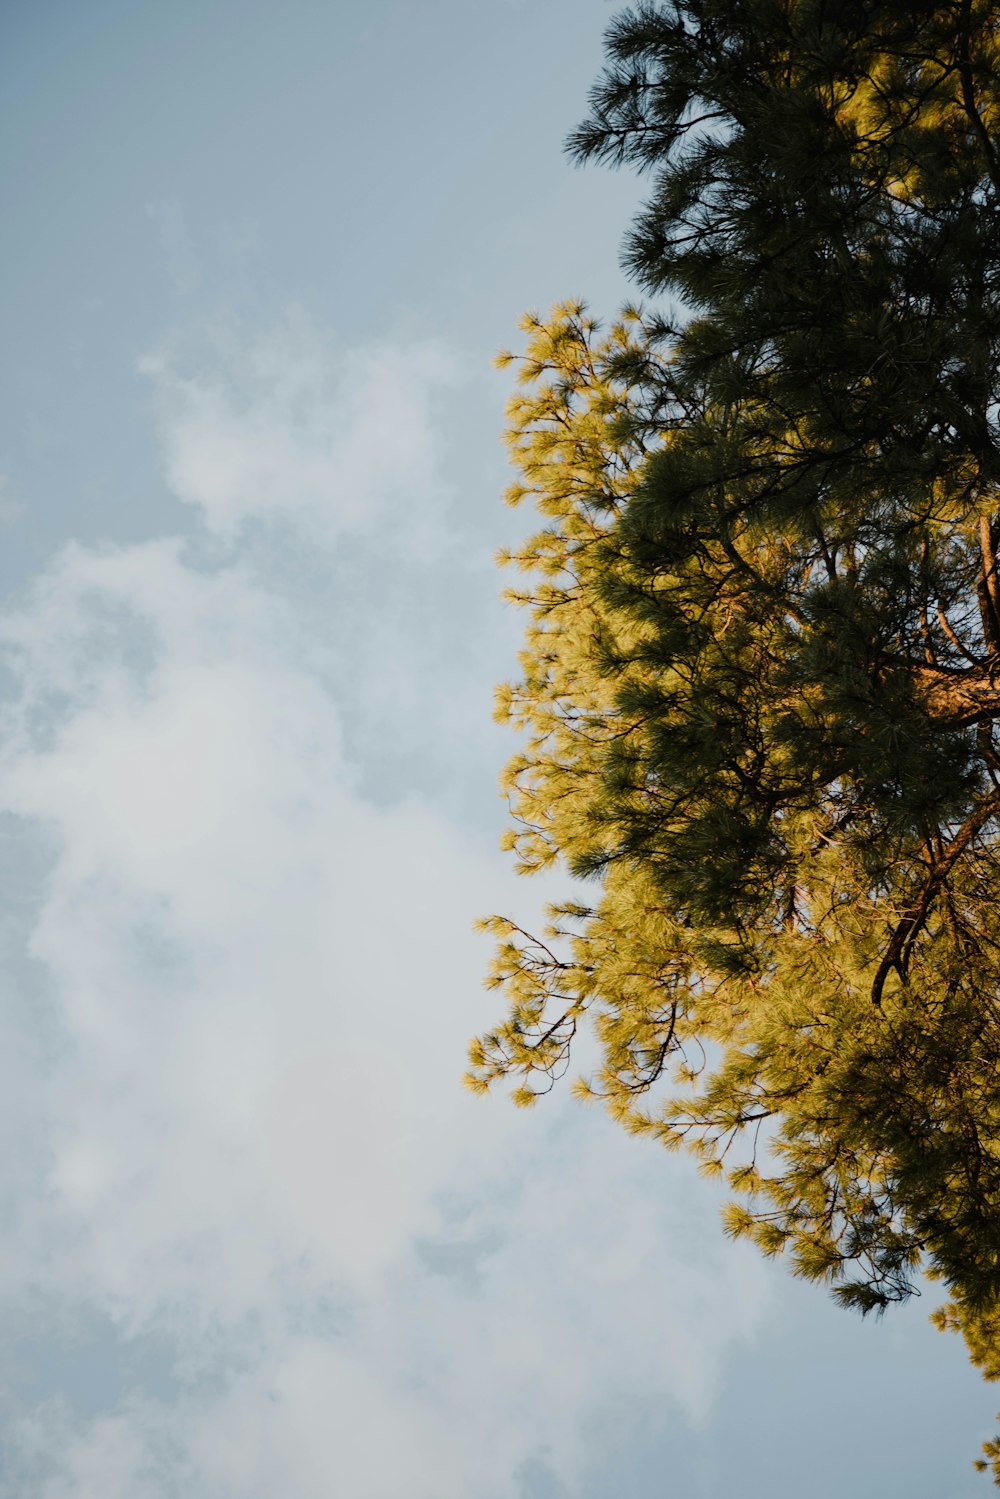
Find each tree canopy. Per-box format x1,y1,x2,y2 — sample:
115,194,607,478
468,0,1000,1478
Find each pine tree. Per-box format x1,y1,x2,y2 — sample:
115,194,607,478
469,2,1000,1478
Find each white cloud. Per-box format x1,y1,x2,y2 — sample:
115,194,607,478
0,316,769,1497
139,311,458,549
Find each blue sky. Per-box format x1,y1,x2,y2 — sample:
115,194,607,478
0,2,993,1494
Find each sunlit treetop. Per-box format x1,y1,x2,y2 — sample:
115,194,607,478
470,1,1000,1481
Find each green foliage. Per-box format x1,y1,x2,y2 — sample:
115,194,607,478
470,1,1000,1479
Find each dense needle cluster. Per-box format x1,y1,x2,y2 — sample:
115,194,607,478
468,0,1000,1477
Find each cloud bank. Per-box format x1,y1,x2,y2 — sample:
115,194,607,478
0,315,768,1497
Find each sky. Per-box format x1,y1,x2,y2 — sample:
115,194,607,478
0,2,994,1495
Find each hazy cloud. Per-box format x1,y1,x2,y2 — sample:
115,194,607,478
0,315,769,1497
139,312,458,549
